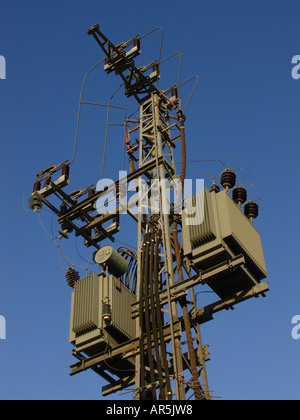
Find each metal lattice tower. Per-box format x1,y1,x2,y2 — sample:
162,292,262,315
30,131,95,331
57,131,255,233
133,93,205,399
85,24,210,399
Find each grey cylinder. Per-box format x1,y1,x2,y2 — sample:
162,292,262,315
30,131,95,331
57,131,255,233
94,245,128,277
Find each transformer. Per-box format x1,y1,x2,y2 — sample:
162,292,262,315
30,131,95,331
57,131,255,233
93,245,129,278
182,188,267,299
69,272,136,357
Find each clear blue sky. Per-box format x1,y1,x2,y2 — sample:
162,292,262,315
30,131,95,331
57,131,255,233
1,0,300,400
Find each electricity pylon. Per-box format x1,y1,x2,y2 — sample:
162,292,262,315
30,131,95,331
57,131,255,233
87,24,211,400
29,24,268,401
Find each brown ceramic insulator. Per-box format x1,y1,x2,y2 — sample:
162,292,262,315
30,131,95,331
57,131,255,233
88,187,95,197
221,170,236,189
65,267,80,288
232,186,247,205
244,201,258,220
59,202,67,215
33,180,41,192
62,163,70,177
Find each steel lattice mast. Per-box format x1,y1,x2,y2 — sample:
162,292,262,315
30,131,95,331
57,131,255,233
87,24,210,399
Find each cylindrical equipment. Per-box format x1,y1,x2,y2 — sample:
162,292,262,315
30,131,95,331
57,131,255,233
58,221,73,240
171,86,178,99
102,303,111,323
65,267,80,288
62,163,69,177
209,184,220,193
94,245,129,277
232,186,247,205
244,201,258,220
29,194,43,212
33,180,41,192
221,169,236,190
88,187,95,197
59,202,67,215
61,221,73,233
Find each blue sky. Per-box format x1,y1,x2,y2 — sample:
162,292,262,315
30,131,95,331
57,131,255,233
1,0,300,400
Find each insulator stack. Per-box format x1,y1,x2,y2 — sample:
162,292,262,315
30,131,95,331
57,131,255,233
209,184,220,193
221,170,236,190
61,221,73,233
62,163,70,177
232,186,247,206
244,201,258,221
171,86,178,99
65,267,80,288
33,180,41,192
59,202,67,215
28,194,43,212
88,187,95,197
152,62,159,74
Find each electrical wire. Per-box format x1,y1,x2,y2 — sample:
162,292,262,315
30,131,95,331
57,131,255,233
158,51,182,89
139,27,164,78
179,75,199,114
74,236,97,268
78,99,126,181
101,83,125,180
102,342,136,374
37,209,87,272
70,58,106,165
70,26,161,173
